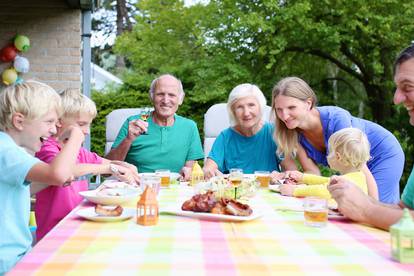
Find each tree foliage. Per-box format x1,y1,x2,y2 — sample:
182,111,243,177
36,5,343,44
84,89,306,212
93,0,414,189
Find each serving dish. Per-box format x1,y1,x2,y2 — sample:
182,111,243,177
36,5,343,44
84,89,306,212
79,188,140,205
76,207,135,222
162,207,262,222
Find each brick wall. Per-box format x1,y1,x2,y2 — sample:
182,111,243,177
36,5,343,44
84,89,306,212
0,0,81,91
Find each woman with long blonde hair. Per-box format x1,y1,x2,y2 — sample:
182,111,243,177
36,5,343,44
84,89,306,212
272,76,404,204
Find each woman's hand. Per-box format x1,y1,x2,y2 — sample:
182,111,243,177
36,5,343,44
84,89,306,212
202,158,222,180
270,171,285,183
285,170,303,183
280,184,296,196
203,167,222,180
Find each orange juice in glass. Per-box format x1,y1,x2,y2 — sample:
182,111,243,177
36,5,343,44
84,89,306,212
303,197,328,227
254,171,270,187
229,168,243,199
155,169,170,187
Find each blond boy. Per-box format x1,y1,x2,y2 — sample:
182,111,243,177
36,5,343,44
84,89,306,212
0,81,84,273
34,88,139,240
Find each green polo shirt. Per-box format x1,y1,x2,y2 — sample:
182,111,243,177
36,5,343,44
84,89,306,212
402,166,414,209
112,114,204,173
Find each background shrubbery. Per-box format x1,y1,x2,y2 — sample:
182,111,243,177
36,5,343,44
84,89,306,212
91,87,227,157
91,0,414,194
91,86,414,194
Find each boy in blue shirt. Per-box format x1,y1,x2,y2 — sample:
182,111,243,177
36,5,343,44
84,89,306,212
0,80,84,274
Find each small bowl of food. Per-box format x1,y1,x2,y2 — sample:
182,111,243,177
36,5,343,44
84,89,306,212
79,187,141,205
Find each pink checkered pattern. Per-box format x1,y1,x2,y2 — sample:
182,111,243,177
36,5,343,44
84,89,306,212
10,187,414,275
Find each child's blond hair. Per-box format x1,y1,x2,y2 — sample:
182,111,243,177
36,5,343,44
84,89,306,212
59,88,97,119
327,128,370,170
0,80,61,131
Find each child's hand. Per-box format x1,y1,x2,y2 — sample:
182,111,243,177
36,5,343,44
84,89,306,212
285,170,303,183
111,164,140,187
58,125,84,143
270,171,285,183
110,160,138,174
110,161,140,185
280,184,296,196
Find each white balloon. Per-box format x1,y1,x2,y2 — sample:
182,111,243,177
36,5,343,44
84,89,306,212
13,55,30,73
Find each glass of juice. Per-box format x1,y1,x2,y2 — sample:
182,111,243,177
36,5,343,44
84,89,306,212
155,169,171,188
229,168,243,199
254,171,270,188
303,197,328,227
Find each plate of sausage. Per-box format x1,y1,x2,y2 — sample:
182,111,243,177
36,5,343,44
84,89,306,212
162,191,262,222
76,205,135,222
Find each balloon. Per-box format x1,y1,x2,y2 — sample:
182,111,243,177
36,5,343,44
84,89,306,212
2,68,18,85
14,35,30,52
0,45,18,62
13,56,30,73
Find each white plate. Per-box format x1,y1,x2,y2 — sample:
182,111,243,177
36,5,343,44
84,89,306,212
161,207,262,222
99,179,139,189
79,188,140,205
269,184,281,193
76,207,135,222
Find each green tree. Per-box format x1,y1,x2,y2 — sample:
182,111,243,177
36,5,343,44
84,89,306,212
208,0,414,122
101,0,414,188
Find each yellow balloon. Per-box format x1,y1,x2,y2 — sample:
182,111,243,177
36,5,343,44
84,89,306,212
2,68,18,85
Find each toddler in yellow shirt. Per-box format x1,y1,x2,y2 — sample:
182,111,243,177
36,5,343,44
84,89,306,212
279,128,377,199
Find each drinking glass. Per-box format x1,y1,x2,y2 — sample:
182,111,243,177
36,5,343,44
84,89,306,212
303,197,328,227
254,171,271,188
229,168,243,199
155,169,171,188
139,107,152,134
141,175,161,196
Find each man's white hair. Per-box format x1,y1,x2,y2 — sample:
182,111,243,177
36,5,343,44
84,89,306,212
149,74,184,102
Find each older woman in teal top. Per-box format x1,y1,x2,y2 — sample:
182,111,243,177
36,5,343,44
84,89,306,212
203,83,297,178
272,76,404,204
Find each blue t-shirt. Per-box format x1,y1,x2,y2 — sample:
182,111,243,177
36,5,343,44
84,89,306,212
0,132,40,274
208,122,282,174
113,114,204,173
299,106,404,203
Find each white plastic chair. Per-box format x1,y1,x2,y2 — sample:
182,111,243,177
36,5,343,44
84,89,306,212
203,103,273,158
105,108,142,155
88,108,141,189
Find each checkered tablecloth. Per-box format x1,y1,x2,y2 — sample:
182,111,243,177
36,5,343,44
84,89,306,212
10,186,414,275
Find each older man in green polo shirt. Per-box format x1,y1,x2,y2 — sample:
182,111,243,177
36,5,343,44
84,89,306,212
105,74,204,180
